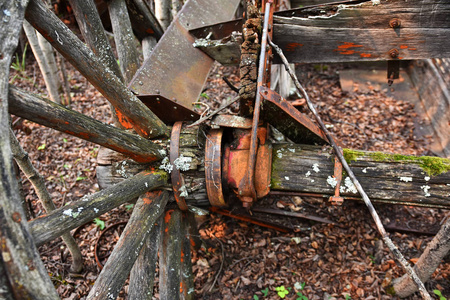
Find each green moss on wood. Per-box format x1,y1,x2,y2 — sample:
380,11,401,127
342,149,450,176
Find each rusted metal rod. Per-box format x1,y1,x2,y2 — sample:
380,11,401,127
268,37,431,300
239,1,272,207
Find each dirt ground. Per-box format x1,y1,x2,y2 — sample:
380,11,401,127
10,55,450,300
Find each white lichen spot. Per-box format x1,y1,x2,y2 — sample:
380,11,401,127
362,168,367,173
305,171,311,177
340,177,357,194
63,209,73,217
372,0,380,5
81,195,89,202
174,155,192,171
327,176,338,188
94,208,99,213
158,149,167,156
399,177,413,182
179,185,189,197
325,124,334,128
159,157,173,173
285,176,290,181
310,179,315,183
312,163,320,173
72,212,79,218
288,148,296,153
117,161,130,179
277,150,283,159
421,185,431,197
424,176,430,182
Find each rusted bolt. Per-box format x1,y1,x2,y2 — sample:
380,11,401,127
155,89,160,94
12,212,21,223
389,48,399,58
389,18,401,28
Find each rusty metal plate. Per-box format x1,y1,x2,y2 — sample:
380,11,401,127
189,19,243,40
205,129,227,207
137,94,200,123
129,0,241,118
260,87,328,145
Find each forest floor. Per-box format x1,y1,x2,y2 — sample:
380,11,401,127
10,56,450,300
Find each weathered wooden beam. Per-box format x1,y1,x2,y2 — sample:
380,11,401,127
129,0,241,117
195,0,450,64
271,144,450,208
128,216,162,300
8,86,163,163
25,0,169,138
159,208,184,300
29,170,168,246
87,191,168,300
0,1,60,299
273,0,450,63
125,0,164,40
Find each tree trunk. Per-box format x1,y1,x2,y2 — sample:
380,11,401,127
22,20,61,103
87,190,169,300
391,218,450,297
0,1,60,298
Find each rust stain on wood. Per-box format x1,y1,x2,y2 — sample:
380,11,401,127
360,53,372,58
285,42,303,51
334,42,364,55
114,108,133,129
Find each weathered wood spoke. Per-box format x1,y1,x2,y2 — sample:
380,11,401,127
29,170,167,246
8,86,163,163
87,191,169,300
160,208,184,300
129,215,163,300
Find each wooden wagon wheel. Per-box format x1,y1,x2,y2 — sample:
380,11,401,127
2,0,450,299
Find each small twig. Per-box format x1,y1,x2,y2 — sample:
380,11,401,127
209,235,225,292
222,76,240,93
268,37,431,300
187,96,240,128
192,101,210,118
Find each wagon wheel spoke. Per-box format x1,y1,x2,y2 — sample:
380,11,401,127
8,86,162,163
88,191,169,299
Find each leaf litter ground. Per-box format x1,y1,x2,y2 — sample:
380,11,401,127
11,59,449,299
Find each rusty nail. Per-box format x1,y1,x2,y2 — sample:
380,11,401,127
389,18,401,28
389,48,399,58
12,212,21,223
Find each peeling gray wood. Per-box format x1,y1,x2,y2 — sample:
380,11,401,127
0,1,59,299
